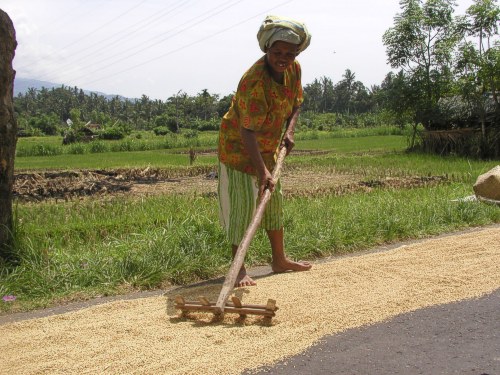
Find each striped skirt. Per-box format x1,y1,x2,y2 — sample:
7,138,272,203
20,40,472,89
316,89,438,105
218,162,283,246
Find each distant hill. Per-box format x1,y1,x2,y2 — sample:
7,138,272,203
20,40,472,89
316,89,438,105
14,78,59,96
14,77,133,101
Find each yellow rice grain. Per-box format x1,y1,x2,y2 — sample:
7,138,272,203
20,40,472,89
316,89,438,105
0,227,499,375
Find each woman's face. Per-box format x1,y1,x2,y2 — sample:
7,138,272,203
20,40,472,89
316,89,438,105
266,41,299,75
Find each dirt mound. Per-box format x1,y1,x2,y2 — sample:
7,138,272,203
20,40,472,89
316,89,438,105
14,170,132,201
13,167,215,202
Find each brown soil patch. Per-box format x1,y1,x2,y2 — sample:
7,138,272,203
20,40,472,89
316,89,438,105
13,168,448,202
1,227,498,374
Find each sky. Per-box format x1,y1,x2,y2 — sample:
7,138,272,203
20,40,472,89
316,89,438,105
2,0,474,100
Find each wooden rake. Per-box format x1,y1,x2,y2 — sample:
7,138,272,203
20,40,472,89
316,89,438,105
174,146,288,319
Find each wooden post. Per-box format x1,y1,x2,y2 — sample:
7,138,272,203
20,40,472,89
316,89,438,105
0,10,17,260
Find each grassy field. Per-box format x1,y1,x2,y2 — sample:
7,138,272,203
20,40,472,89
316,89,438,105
14,136,406,170
15,149,218,170
2,129,499,313
14,126,407,167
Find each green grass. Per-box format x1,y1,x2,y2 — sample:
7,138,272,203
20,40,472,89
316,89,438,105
2,128,500,313
15,132,219,158
295,135,407,152
15,150,218,170
2,182,498,312
15,135,407,170
17,136,63,147
288,151,498,183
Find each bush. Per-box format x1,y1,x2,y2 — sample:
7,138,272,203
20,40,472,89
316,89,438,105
182,129,199,139
153,126,170,136
17,127,44,137
89,141,108,153
299,111,393,130
62,129,79,145
154,115,180,133
18,144,63,157
114,140,134,152
166,118,180,133
28,113,61,136
99,127,126,140
192,118,220,131
67,143,86,154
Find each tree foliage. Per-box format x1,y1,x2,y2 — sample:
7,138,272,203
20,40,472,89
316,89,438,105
383,0,459,128
13,0,498,140
454,0,500,133
302,72,374,115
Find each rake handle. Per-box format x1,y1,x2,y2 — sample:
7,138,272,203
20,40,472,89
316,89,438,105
215,146,288,313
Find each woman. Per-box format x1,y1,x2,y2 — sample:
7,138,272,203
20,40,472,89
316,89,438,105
218,15,312,287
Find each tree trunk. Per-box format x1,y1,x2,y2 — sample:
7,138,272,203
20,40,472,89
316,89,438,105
0,10,18,260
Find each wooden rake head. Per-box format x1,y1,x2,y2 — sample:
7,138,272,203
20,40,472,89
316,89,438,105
174,295,278,318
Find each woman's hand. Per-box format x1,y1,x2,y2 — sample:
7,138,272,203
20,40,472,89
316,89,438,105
258,168,275,197
281,131,295,155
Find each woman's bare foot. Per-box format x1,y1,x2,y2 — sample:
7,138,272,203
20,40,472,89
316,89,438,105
271,259,312,273
235,268,257,287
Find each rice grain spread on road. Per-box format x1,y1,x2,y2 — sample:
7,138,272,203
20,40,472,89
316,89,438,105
1,227,499,375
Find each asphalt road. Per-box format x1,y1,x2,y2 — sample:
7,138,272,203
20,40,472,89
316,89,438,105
246,289,500,375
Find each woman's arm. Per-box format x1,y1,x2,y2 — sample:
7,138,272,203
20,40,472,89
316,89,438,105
240,127,275,196
282,106,300,155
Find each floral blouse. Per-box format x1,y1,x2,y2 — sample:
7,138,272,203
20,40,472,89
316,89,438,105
218,56,303,175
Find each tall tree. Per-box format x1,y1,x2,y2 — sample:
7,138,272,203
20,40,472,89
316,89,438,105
332,69,372,114
303,78,323,113
383,0,459,128
455,0,499,134
333,69,356,114
319,76,335,112
217,94,233,117
378,71,418,129
0,10,17,260
167,91,189,132
195,89,218,120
